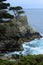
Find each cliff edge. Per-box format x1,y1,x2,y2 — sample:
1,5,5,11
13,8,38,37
0,16,42,53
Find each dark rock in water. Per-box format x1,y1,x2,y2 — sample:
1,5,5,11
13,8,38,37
0,16,42,53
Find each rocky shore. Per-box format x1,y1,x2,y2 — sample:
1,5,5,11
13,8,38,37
0,16,42,53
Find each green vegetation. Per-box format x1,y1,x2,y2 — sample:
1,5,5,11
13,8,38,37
0,1,43,65
0,55,43,65
9,6,25,32
9,6,24,22
0,0,25,52
0,0,14,23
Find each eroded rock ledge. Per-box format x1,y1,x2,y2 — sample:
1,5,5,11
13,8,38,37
0,16,42,53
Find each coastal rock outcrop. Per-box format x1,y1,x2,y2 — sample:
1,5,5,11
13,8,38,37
0,16,42,53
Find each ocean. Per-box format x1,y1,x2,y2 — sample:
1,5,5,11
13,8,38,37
4,38,43,56
4,9,43,56
9,8,43,33
25,9,43,34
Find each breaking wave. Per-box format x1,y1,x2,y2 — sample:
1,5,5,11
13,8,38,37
4,36,43,57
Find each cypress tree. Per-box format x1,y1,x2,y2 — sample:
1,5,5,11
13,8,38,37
0,0,14,23
9,6,24,22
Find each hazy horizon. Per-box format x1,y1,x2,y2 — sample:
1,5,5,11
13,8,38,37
7,0,43,8
25,9,43,34
6,0,43,34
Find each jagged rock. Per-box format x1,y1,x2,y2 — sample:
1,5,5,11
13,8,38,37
0,16,42,53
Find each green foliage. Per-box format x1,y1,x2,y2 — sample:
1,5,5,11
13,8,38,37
0,0,14,23
0,55,43,65
0,0,6,2
9,6,24,18
9,22,14,26
17,11,24,14
0,25,6,35
9,6,23,10
0,3,10,9
0,12,14,19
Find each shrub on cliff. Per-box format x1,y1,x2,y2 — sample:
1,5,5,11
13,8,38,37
0,55,43,65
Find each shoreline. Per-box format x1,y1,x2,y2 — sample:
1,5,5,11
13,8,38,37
4,35,43,57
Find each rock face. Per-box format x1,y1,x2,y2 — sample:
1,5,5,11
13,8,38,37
0,16,42,53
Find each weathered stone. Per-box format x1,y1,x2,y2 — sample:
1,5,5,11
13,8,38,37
0,16,42,53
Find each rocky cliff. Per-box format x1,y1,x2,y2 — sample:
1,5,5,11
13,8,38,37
0,16,42,53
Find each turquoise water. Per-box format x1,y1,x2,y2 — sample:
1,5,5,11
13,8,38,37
4,37,43,57
22,9,43,55
4,9,43,56
22,37,43,55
